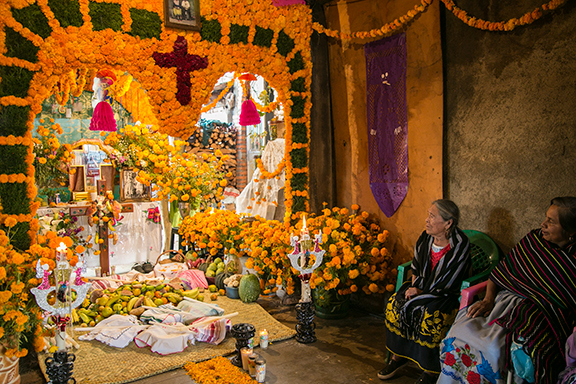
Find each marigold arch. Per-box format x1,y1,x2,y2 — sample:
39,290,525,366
0,0,313,248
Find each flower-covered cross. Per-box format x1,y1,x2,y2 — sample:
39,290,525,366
153,36,209,106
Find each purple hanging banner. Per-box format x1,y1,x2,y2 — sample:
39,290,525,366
365,33,408,217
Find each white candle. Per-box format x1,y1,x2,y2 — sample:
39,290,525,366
55,329,66,351
241,347,253,370
259,329,269,349
57,242,67,262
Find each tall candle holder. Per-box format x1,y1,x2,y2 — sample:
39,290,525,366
287,215,324,343
31,242,90,384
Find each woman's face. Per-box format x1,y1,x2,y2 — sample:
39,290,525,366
541,204,569,246
425,204,452,238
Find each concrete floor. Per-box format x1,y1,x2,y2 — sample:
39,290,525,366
20,296,422,384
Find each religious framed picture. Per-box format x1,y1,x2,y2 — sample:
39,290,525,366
164,0,201,31
120,168,150,202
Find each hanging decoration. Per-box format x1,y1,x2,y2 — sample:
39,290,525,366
89,69,118,132
238,73,261,126
239,100,261,126
365,34,408,217
312,0,433,40
440,0,569,31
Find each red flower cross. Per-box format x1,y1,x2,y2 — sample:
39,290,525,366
153,36,209,106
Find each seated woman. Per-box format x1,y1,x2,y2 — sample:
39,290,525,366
379,199,471,383
438,197,576,384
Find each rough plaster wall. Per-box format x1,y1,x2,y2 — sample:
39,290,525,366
324,1,443,263
444,1,576,253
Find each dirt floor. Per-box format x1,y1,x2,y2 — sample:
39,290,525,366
20,295,422,384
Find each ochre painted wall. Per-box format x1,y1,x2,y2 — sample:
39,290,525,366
323,1,443,262
444,1,576,253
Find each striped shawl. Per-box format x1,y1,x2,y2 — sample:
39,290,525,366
491,229,576,384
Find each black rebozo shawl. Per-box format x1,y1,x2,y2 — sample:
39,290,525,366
491,229,576,384
395,227,471,337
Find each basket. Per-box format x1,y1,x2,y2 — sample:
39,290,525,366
153,250,188,280
155,250,185,265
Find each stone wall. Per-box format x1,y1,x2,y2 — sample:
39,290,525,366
443,0,576,253
323,1,444,263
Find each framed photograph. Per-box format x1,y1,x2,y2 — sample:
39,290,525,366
120,169,150,202
164,0,201,31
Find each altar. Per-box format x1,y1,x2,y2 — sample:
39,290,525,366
36,201,164,275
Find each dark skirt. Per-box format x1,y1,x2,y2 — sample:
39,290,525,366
385,281,460,373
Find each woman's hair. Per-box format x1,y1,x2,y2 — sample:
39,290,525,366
550,196,576,236
432,199,460,237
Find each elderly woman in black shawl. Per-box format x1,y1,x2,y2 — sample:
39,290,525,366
379,199,471,384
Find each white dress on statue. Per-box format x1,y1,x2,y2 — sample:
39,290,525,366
236,138,285,220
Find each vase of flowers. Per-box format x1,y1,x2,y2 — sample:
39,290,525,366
105,123,229,226
32,119,75,204
304,205,396,317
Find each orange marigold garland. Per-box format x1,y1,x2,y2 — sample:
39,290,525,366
440,0,569,31
311,0,433,40
256,156,286,179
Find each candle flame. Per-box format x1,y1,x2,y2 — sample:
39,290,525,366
302,214,306,230
57,242,67,253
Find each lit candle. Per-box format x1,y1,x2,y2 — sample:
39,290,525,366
241,347,253,370
57,242,67,263
259,329,269,349
301,215,309,240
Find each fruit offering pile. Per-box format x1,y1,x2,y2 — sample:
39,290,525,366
72,281,212,327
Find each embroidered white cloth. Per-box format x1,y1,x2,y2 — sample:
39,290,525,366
78,315,147,348
134,323,196,355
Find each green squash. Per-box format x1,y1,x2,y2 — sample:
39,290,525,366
198,261,209,273
215,271,233,290
239,274,261,303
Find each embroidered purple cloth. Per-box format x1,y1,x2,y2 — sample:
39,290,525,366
365,34,408,217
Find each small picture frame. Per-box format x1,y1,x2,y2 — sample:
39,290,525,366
164,0,201,31
120,168,150,202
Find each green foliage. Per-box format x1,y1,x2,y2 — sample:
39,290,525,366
0,222,31,251
290,173,307,191
0,105,31,137
290,77,305,93
276,30,294,57
0,66,33,98
11,4,52,39
289,96,305,119
253,26,273,48
89,1,123,32
4,28,38,63
291,122,308,144
0,145,28,175
290,148,307,169
48,0,83,28
288,51,304,74
200,17,222,43
292,195,307,212
129,8,162,40
229,24,249,44
0,184,31,215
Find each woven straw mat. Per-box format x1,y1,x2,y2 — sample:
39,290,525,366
38,297,296,384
